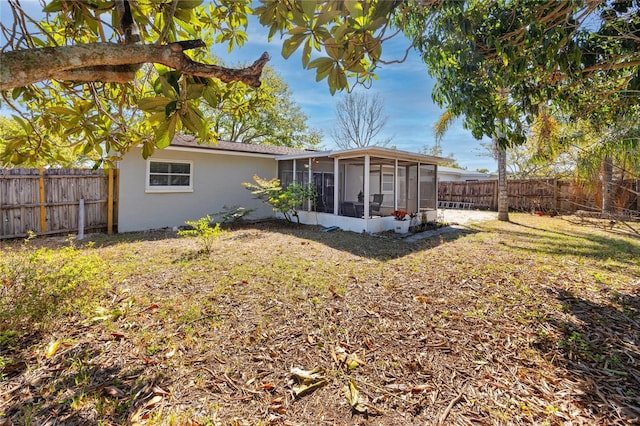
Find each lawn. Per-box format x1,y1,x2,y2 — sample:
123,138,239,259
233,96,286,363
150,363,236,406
1,213,639,425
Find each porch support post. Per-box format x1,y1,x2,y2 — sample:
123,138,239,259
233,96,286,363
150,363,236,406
333,158,339,215
435,164,439,212
417,162,421,212
364,155,370,218
292,159,297,183
394,159,399,211
308,158,312,212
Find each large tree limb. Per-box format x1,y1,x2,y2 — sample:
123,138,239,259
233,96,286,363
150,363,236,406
0,41,269,90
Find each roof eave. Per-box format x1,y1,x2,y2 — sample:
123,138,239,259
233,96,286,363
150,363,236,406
277,147,448,164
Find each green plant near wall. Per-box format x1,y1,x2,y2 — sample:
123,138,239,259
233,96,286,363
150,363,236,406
243,175,314,223
177,215,226,254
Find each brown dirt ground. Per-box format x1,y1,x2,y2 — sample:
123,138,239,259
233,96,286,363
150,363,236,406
1,213,639,425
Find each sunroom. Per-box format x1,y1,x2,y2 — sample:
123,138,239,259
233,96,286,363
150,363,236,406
276,147,445,233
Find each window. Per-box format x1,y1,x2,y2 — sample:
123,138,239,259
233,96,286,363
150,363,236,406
146,159,193,192
382,173,394,192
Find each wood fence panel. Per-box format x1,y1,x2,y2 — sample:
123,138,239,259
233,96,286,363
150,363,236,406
438,181,497,210
0,168,113,239
438,178,639,215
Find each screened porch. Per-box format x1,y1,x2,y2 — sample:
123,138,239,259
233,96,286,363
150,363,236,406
276,147,443,233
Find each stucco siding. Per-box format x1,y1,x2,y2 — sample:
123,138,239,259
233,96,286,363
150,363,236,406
118,147,277,232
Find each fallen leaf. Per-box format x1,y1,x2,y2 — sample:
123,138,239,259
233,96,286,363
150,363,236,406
344,379,383,416
152,385,169,395
414,295,430,306
45,339,61,359
411,384,433,393
290,367,328,398
145,395,163,408
103,385,125,398
141,357,157,365
332,346,365,370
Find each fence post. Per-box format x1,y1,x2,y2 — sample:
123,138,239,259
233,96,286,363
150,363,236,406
492,180,498,211
38,168,46,234
77,198,85,240
553,178,558,212
107,168,114,234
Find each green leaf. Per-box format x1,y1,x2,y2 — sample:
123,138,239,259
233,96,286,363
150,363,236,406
300,0,316,21
165,100,178,116
138,97,173,113
11,87,23,100
48,106,77,115
43,0,63,12
181,104,206,139
186,83,205,100
155,114,178,149
142,140,155,159
344,0,363,18
203,87,219,108
282,33,307,59
176,0,203,10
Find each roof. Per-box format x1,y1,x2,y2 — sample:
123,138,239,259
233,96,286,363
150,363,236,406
276,146,449,165
170,134,313,156
438,166,496,178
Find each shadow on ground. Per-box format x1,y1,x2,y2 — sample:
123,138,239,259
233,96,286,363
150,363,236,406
254,221,481,260
533,288,640,421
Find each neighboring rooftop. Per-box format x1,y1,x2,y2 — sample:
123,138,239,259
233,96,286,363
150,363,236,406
170,134,313,156
438,166,496,181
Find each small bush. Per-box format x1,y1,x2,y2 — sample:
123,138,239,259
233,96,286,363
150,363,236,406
243,175,314,223
177,215,226,254
214,205,255,224
0,244,108,333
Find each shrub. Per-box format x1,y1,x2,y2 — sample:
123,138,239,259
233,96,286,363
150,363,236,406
213,205,255,224
243,175,314,223
177,215,226,254
0,244,108,333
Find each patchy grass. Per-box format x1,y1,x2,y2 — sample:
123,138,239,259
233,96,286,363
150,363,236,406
1,214,639,425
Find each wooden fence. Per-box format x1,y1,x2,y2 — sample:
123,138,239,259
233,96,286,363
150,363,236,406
438,178,640,215
0,168,117,239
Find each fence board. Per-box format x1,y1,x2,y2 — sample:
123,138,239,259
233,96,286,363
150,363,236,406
0,168,117,239
438,178,640,215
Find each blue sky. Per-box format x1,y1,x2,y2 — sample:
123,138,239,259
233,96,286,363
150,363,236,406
212,18,496,172
1,1,496,172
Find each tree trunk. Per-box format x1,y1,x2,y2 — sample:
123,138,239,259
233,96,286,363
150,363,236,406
496,138,509,221
601,155,614,215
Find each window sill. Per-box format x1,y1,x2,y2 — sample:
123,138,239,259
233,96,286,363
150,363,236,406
145,188,194,194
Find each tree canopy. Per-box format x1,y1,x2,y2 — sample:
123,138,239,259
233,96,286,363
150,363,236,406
206,65,321,148
1,0,638,166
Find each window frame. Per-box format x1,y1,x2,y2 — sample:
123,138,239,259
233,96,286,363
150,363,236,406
145,159,194,193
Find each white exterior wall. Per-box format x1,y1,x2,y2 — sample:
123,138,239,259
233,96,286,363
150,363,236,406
117,147,277,232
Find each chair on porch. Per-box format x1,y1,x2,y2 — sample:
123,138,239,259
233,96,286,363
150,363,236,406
341,201,357,217
370,194,383,215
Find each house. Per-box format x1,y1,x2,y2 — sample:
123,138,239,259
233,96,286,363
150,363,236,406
438,166,496,182
117,135,446,233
